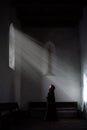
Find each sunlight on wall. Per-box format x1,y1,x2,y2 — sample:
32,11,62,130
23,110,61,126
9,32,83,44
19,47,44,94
44,41,56,75
83,74,87,102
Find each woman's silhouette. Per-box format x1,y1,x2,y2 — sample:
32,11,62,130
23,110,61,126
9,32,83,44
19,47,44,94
46,84,57,121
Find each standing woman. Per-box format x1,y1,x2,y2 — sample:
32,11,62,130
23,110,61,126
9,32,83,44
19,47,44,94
46,84,57,121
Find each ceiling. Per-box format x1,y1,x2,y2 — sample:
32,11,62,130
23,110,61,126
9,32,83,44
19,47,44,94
11,1,84,28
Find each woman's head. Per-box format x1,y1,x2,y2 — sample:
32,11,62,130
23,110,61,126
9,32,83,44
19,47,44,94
49,84,55,92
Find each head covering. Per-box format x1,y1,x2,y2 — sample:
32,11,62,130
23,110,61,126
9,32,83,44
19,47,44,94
49,84,55,92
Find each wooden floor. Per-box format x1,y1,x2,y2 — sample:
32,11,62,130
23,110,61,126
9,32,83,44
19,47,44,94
3,118,86,130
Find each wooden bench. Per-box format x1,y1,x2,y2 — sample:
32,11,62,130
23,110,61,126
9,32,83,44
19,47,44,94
29,102,78,110
28,102,79,119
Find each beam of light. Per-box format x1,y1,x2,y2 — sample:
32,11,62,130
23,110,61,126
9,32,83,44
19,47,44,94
9,24,57,76
83,74,87,102
14,29,44,74
9,25,80,106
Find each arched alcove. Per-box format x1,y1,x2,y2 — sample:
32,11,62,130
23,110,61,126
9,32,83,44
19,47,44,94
44,41,56,76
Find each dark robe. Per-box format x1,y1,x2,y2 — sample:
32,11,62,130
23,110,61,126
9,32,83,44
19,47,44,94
46,90,57,121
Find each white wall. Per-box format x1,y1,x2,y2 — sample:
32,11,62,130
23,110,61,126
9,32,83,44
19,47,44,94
0,2,81,108
36,28,81,104
14,27,81,107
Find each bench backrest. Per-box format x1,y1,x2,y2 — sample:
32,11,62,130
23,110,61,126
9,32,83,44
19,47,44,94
29,102,78,109
56,102,78,108
0,102,19,112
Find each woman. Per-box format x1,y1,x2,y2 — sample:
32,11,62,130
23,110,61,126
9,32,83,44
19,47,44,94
46,84,57,121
